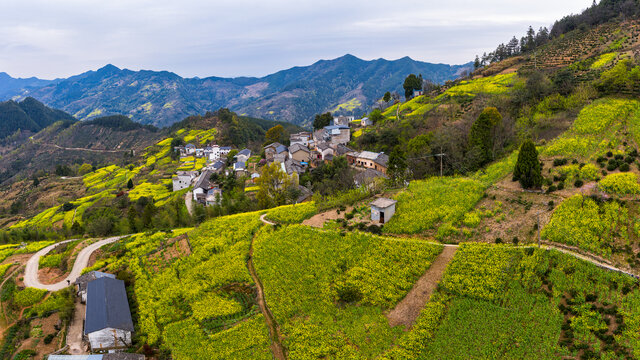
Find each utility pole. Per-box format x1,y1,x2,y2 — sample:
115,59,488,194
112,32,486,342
537,212,541,248
436,148,445,177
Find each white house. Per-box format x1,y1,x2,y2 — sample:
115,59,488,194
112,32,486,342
193,170,214,201
290,132,313,147
361,117,373,127
235,149,252,163
84,277,134,351
316,142,334,160
185,143,196,155
205,145,221,161
220,146,232,157
370,198,397,224
172,171,198,192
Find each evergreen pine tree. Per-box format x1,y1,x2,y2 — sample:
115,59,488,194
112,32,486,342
513,140,543,189
469,107,502,165
127,178,134,189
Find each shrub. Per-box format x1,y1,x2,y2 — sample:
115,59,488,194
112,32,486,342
619,163,630,172
599,173,640,195
547,185,557,193
553,158,568,167
625,156,634,164
557,182,565,190
606,151,613,157
13,288,47,307
607,163,617,171
615,154,624,160
574,179,584,188
43,333,55,344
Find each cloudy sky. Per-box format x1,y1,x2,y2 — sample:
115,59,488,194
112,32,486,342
0,0,592,79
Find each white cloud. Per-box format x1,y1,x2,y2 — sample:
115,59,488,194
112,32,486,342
0,0,592,79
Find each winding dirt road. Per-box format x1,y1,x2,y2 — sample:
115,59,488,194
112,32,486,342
24,236,127,291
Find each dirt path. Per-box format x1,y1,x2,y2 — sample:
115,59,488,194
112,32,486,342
66,301,87,354
247,231,286,360
185,191,193,216
260,214,276,226
387,247,458,329
24,236,127,291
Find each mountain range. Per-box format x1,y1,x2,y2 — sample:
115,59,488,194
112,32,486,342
0,55,471,127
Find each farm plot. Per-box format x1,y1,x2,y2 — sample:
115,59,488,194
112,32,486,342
379,243,640,359
252,225,443,359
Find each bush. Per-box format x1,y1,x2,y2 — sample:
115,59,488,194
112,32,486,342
574,179,584,188
607,163,617,171
553,158,568,167
625,156,635,164
599,173,640,195
619,163,630,172
12,349,36,360
547,185,557,193
13,288,47,307
606,151,613,158
557,182,565,190
614,154,624,160
43,333,55,344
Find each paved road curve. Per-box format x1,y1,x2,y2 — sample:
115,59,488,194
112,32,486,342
24,236,127,291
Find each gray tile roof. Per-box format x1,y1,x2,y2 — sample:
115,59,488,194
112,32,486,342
289,143,310,153
194,170,213,190
84,277,134,334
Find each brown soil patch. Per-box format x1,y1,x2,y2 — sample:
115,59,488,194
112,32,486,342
15,312,62,358
86,249,102,268
147,235,192,271
387,246,457,329
2,254,31,266
303,207,352,228
38,267,67,285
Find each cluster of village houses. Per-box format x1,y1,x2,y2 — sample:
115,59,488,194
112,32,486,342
171,115,387,207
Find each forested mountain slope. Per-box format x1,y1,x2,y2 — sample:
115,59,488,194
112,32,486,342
0,55,470,127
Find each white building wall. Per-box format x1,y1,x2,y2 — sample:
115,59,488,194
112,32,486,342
87,328,131,350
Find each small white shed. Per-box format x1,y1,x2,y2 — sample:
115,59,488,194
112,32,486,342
370,198,397,224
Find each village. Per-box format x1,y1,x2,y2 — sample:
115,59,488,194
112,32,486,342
171,115,388,208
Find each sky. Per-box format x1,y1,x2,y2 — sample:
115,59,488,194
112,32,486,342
0,0,592,80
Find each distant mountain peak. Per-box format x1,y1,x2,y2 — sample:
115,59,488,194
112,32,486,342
97,64,121,74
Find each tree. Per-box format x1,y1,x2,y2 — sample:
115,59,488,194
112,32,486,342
383,92,391,103
474,56,481,69
387,148,408,186
513,140,542,189
313,112,333,130
369,109,384,124
78,163,93,175
468,107,503,165
32,177,40,187
127,206,138,232
403,74,422,100
127,178,134,189
256,162,296,208
265,125,285,144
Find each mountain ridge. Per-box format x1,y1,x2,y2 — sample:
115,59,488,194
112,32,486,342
0,55,472,127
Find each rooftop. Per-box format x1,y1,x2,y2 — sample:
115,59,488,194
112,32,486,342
370,197,397,209
84,277,134,334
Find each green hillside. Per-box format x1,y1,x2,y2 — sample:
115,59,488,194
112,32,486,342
4,2,640,360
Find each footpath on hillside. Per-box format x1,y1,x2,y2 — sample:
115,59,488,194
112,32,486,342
386,246,457,329
247,227,286,360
